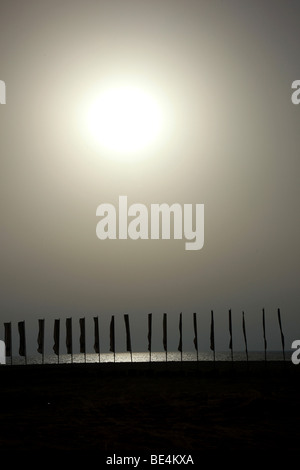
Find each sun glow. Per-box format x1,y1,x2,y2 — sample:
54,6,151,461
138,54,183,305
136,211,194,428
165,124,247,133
86,85,165,160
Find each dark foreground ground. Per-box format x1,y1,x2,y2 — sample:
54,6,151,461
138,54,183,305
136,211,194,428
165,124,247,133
0,361,299,454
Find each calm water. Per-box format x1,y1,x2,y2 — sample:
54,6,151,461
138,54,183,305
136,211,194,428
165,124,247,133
7,350,290,365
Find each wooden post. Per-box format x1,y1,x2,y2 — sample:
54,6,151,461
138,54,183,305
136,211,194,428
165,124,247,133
163,313,167,362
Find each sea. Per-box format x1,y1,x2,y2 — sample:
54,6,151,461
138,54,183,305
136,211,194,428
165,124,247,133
6,350,290,365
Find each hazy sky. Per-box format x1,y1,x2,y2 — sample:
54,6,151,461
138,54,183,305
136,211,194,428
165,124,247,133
0,0,299,356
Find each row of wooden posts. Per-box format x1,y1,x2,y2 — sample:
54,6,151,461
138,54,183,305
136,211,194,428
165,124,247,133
3,308,286,364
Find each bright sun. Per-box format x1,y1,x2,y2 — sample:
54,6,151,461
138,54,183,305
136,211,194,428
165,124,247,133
86,85,165,159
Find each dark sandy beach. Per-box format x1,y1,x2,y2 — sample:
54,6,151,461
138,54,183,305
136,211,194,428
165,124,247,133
0,361,299,454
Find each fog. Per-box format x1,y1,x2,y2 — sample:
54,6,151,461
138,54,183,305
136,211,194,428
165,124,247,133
0,0,299,356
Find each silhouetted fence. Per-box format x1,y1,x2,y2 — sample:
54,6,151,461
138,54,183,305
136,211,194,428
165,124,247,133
2,308,286,364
